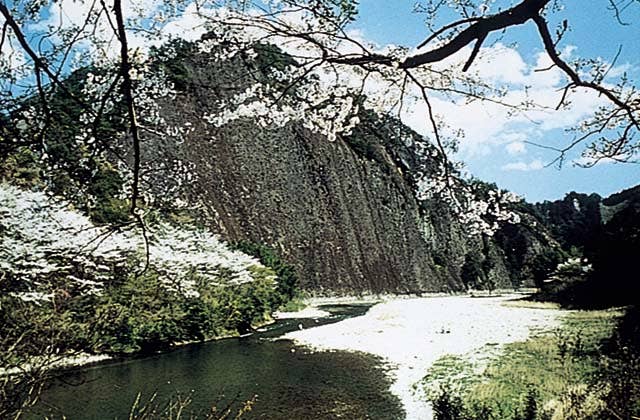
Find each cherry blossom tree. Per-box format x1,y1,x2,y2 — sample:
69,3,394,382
1,0,638,231
0,181,276,416
0,183,270,302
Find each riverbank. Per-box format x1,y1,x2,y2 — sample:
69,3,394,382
283,294,567,420
3,299,355,378
1,292,534,376
421,307,632,419
0,353,112,377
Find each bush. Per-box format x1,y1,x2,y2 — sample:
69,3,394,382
432,384,466,420
231,241,300,308
86,266,281,354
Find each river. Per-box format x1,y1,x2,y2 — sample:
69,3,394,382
30,304,404,419
30,296,565,419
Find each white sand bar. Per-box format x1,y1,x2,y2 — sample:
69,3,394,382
273,306,332,319
283,295,566,420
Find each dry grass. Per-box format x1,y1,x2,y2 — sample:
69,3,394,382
500,299,561,310
423,309,625,417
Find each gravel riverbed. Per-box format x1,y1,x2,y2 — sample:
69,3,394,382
284,295,567,420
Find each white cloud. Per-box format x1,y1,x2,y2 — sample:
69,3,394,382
605,63,634,79
159,3,209,42
396,42,612,160
506,141,526,155
469,43,529,85
31,0,177,59
501,159,545,172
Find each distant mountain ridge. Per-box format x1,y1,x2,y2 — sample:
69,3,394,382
532,184,640,306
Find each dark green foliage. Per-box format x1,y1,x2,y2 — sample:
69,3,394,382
431,384,543,420
198,271,278,334
467,179,561,289
342,109,442,182
612,306,640,350
252,42,297,73
430,386,537,420
432,385,466,420
0,288,109,416
467,179,500,200
87,164,129,224
598,306,640,418
532,185,640,308
514,388,538,420
3,66,131,224
149,39,197,91
90,271,185,353
587,193,640,307
506,199,545,220
534,192,603,254
531,248,565,287
342,110,387,162
89,268,280,353
231,240,300,307
493,223,531,278
0,147,40,186
461,253,484,289
601,184,640,207
343,125,380,161
2,266,280,358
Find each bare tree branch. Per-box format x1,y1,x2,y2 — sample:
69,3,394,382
533,13,639,128
0,2,92,114
400,0,550,69
111,0,142,215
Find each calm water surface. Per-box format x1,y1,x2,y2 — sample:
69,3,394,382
31,305,404,419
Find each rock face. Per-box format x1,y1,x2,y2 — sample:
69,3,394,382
195,127,447,293
157,116,447,293
139,46,558,293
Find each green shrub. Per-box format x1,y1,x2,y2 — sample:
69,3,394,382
231,241,300,308
432,384,466,420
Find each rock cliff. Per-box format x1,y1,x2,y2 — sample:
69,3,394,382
135,43,559,293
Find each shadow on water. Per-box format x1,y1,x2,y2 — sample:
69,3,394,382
29,304,404,419
255,303,373,339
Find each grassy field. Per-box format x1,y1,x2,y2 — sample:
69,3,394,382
422,307,640,419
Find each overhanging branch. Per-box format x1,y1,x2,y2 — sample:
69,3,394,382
533,13,639,129
400,0,550,69
0,2,92,113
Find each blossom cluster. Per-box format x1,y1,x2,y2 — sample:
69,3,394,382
555,257,593,277
204,82,361,141
0,183,271,302
416,167,523,236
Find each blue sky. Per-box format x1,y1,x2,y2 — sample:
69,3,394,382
352,1,640,203
4,0,638,203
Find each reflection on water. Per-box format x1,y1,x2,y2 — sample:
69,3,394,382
31,304,404,419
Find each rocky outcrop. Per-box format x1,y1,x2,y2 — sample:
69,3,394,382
128,46,561,294
154,109,446,292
